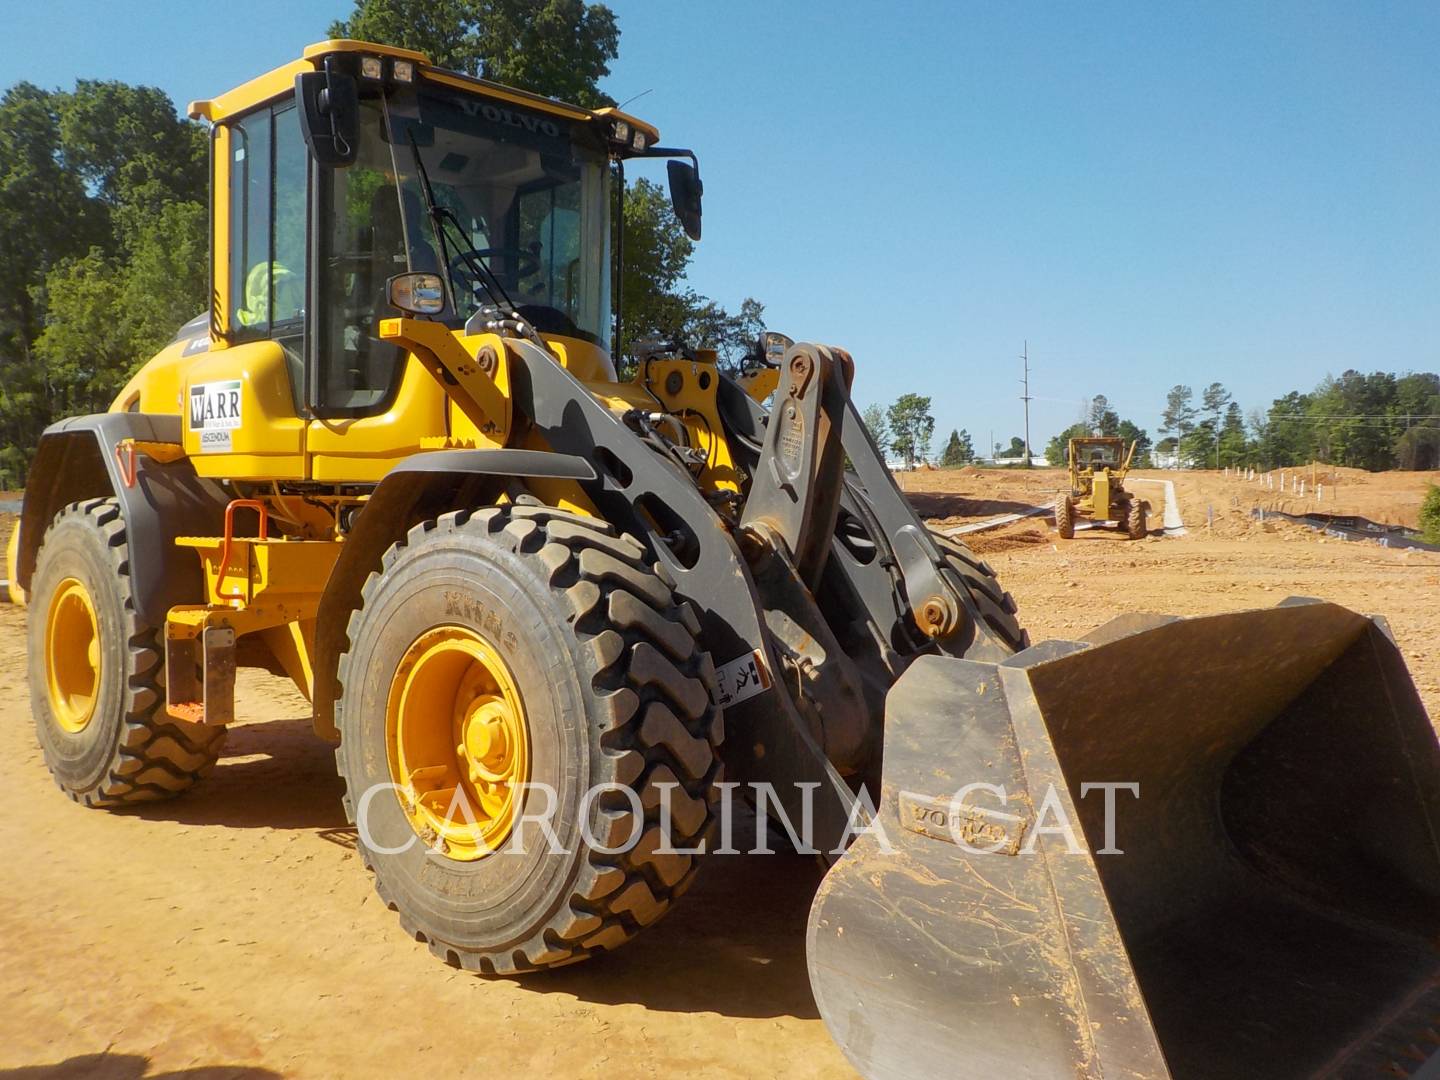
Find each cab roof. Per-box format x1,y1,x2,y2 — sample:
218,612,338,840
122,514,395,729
186,39,659,147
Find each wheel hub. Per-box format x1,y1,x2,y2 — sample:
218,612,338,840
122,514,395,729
385,626,529,860
45,577,101,733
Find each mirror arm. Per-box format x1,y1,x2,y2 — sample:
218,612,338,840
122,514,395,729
638,146,700,176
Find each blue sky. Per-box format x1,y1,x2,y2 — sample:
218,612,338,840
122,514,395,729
5,1,1437,451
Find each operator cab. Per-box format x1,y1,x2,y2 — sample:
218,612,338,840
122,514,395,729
186,41,697,422
1071,437,1125,470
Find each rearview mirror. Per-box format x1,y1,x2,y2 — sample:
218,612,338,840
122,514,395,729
667,160,703,241
295,65,359,167
761,331,793,366
388,272,446,315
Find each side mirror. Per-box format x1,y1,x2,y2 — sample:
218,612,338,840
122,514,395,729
387,272,446,315
295,63,359,167
666,160,703,241
761,331,793,367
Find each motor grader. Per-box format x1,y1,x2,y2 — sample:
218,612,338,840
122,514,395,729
1055,433,1148,539
11,40,1440,1079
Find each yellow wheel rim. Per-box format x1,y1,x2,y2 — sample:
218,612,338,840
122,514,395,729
45,577,101,734
385,625,530,861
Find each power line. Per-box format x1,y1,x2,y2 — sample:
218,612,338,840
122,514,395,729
1266,413,1440,420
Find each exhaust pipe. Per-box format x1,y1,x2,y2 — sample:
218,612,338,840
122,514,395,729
809,600,1440,1079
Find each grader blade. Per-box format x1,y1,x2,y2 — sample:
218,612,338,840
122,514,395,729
807,601,1440,1079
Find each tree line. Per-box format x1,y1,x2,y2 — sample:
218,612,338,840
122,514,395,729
861,394,993,468
0,0,762,486
1045,394,1153,467
1037,369,1439,473
1151,371,1440,471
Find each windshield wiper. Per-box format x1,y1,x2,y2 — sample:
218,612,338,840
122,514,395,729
405,132,517,314
402,132,556,355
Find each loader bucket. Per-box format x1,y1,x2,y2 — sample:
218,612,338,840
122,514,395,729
807,601,1440,1079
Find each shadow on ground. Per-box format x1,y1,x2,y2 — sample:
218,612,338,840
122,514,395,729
129,716,349,833
521,849,827,1020
0,1053,280,1079
120,712,826,1021
907,492,1044,520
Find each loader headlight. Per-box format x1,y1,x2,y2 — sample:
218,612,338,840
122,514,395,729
612,119,630,143
388,272,446,315
391,59,415,84
631,129,647,151
360,56,384,81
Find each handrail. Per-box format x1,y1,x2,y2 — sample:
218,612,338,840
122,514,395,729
215,499,270,603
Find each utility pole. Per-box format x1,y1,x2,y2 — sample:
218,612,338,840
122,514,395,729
1019,341,1033,469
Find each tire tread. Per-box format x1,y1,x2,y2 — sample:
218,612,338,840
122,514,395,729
34,499,224,807
335,504,722,973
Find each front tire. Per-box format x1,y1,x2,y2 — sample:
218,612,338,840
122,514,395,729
929,529,1028,655
1055,493,1076,540
335,505,722,973
1126,499,1148,540
28,498,224,806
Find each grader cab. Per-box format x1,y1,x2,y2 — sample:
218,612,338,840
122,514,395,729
10,40,1440,1079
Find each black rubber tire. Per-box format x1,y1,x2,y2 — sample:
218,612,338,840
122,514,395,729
28,498,225,806
335,504,722,973
929,529,1029,656
1126,499,1148,540
1055,493,1076,540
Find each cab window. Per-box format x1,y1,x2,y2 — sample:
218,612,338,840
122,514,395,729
227,104,306,340
311,99,410,415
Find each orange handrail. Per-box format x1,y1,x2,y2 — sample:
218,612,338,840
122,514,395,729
216,499,269,602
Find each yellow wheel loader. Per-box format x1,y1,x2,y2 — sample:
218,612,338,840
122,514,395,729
11,41,1440,1079
1056,434,1148,539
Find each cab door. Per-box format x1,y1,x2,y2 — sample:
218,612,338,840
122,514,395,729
186,101,308,479
300,95,446,483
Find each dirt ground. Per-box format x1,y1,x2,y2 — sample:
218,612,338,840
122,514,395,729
2,468,1438,1078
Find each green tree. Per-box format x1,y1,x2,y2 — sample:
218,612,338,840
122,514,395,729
940,428,974,467
616,176,694,350
0,84,98,358
1421,485,1440,545
34,199,208,415
0,80,207,480
1087,394,1119,436
1397,427,1440,471
887,394,935,468
1045,422,1088,466
1160,384,1196,452
1201,381,1231,428
59,80,207,213
1181,419,1219,469
331,0,621,107
1257,391,1313,468
1117,419,1153,467
1218,400,1248,466
682,297,766,372
860,403,890,455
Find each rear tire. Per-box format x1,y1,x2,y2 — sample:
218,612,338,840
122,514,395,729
1126,499,1148,540
335,504,722,973
1055,493,1075,540
929,529,1029,655
28,498,224,806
